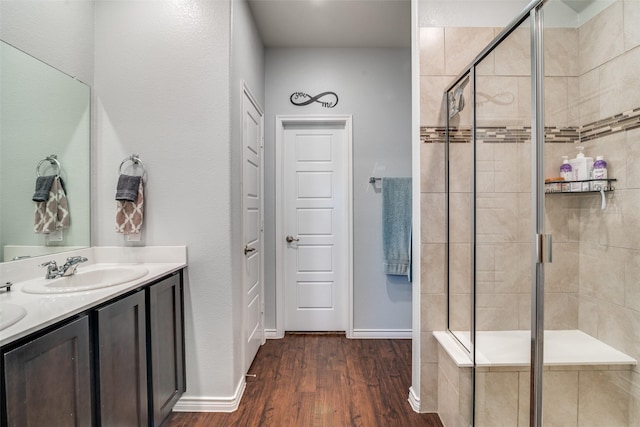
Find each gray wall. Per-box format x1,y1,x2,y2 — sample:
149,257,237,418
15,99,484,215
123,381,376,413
93,0,263,403
0,1,95,85
93,0,235,398
264,48,413,332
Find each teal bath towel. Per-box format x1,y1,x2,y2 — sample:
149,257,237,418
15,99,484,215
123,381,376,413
382,177,412,281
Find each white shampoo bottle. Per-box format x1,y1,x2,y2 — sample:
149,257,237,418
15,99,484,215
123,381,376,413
569,146,593,191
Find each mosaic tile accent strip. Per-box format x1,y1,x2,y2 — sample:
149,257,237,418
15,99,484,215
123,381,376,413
477,127,533,144
421,126,561,144
542,127,579,143
421,107,640,144
421,127,454,144
580,107,640,142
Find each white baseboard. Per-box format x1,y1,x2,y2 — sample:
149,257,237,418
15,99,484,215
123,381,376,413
265,328,283,339
173,377,246,413
408,386,420,412
265,329,410,339
351,329,412,339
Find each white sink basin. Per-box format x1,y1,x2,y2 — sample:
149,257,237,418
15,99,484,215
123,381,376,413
0,303,27,330
21,265,149,294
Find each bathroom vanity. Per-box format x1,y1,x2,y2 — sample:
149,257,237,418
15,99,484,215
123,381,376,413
0,247,187,427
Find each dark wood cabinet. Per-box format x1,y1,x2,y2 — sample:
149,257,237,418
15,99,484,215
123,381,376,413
148,271,185,426
96,290,148,427
3,316,92,427
1,269,185,427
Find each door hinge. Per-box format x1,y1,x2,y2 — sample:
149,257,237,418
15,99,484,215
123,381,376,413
260,137,264,148
536,234,553,264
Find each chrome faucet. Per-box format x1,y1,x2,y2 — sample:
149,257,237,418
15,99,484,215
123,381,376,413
40,256,88,279
60,256,89,276
40,260,60,279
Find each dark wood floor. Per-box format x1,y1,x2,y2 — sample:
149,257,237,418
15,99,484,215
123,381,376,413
164,334,443,427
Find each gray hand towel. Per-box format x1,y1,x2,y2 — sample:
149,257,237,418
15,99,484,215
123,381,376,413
115,174,142,202
32,175,56,202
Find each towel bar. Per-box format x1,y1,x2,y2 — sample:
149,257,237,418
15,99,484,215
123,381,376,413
369,176,382,184
119,154,146,178
36,154,61,177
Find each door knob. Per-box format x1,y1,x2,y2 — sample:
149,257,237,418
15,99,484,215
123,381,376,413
244,245,256,255
285,235,300,243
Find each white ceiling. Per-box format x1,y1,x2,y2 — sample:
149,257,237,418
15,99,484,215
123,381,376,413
247,0,411,48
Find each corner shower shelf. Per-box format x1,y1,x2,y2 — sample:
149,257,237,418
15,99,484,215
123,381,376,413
544,178,616,194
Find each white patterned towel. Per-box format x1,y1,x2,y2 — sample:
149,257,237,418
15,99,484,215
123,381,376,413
34,177,70,234
115,180,144,234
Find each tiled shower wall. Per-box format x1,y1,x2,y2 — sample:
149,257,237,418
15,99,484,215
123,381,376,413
572,1,640,423
420,0,640,417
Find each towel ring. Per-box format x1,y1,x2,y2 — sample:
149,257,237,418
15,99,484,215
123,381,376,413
36,155,61,177
118,154,146,179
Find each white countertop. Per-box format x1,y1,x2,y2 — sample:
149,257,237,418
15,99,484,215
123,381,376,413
0,246,187,347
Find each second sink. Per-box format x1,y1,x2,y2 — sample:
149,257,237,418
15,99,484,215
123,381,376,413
0,303,27,330
21,265,149,294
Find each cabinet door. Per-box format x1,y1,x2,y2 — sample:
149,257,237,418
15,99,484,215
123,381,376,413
3,316,92,427
148,272,185,426
96,291,147,427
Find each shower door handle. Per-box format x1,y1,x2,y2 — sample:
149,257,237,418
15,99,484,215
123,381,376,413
536,234,552,264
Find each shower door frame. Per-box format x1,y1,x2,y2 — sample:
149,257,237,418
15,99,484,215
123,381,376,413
445,67,477,425
444,1,549,426
529,6,546,426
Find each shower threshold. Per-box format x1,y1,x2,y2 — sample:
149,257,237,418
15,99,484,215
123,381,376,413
435,329,636,368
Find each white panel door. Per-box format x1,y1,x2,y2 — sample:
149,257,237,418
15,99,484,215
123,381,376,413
242,89,263,372
283,123,347,331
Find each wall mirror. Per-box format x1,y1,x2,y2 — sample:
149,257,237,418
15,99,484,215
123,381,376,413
0,41,91,262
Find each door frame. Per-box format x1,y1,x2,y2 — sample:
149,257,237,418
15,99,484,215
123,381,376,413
274,115,354,338
241,82,265,375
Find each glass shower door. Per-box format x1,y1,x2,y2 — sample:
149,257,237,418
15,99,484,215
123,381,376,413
540,0,639,425
442,0,640,425
473,16,533,426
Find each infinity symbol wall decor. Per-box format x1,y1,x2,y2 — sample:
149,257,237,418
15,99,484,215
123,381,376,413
290,91,339,108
